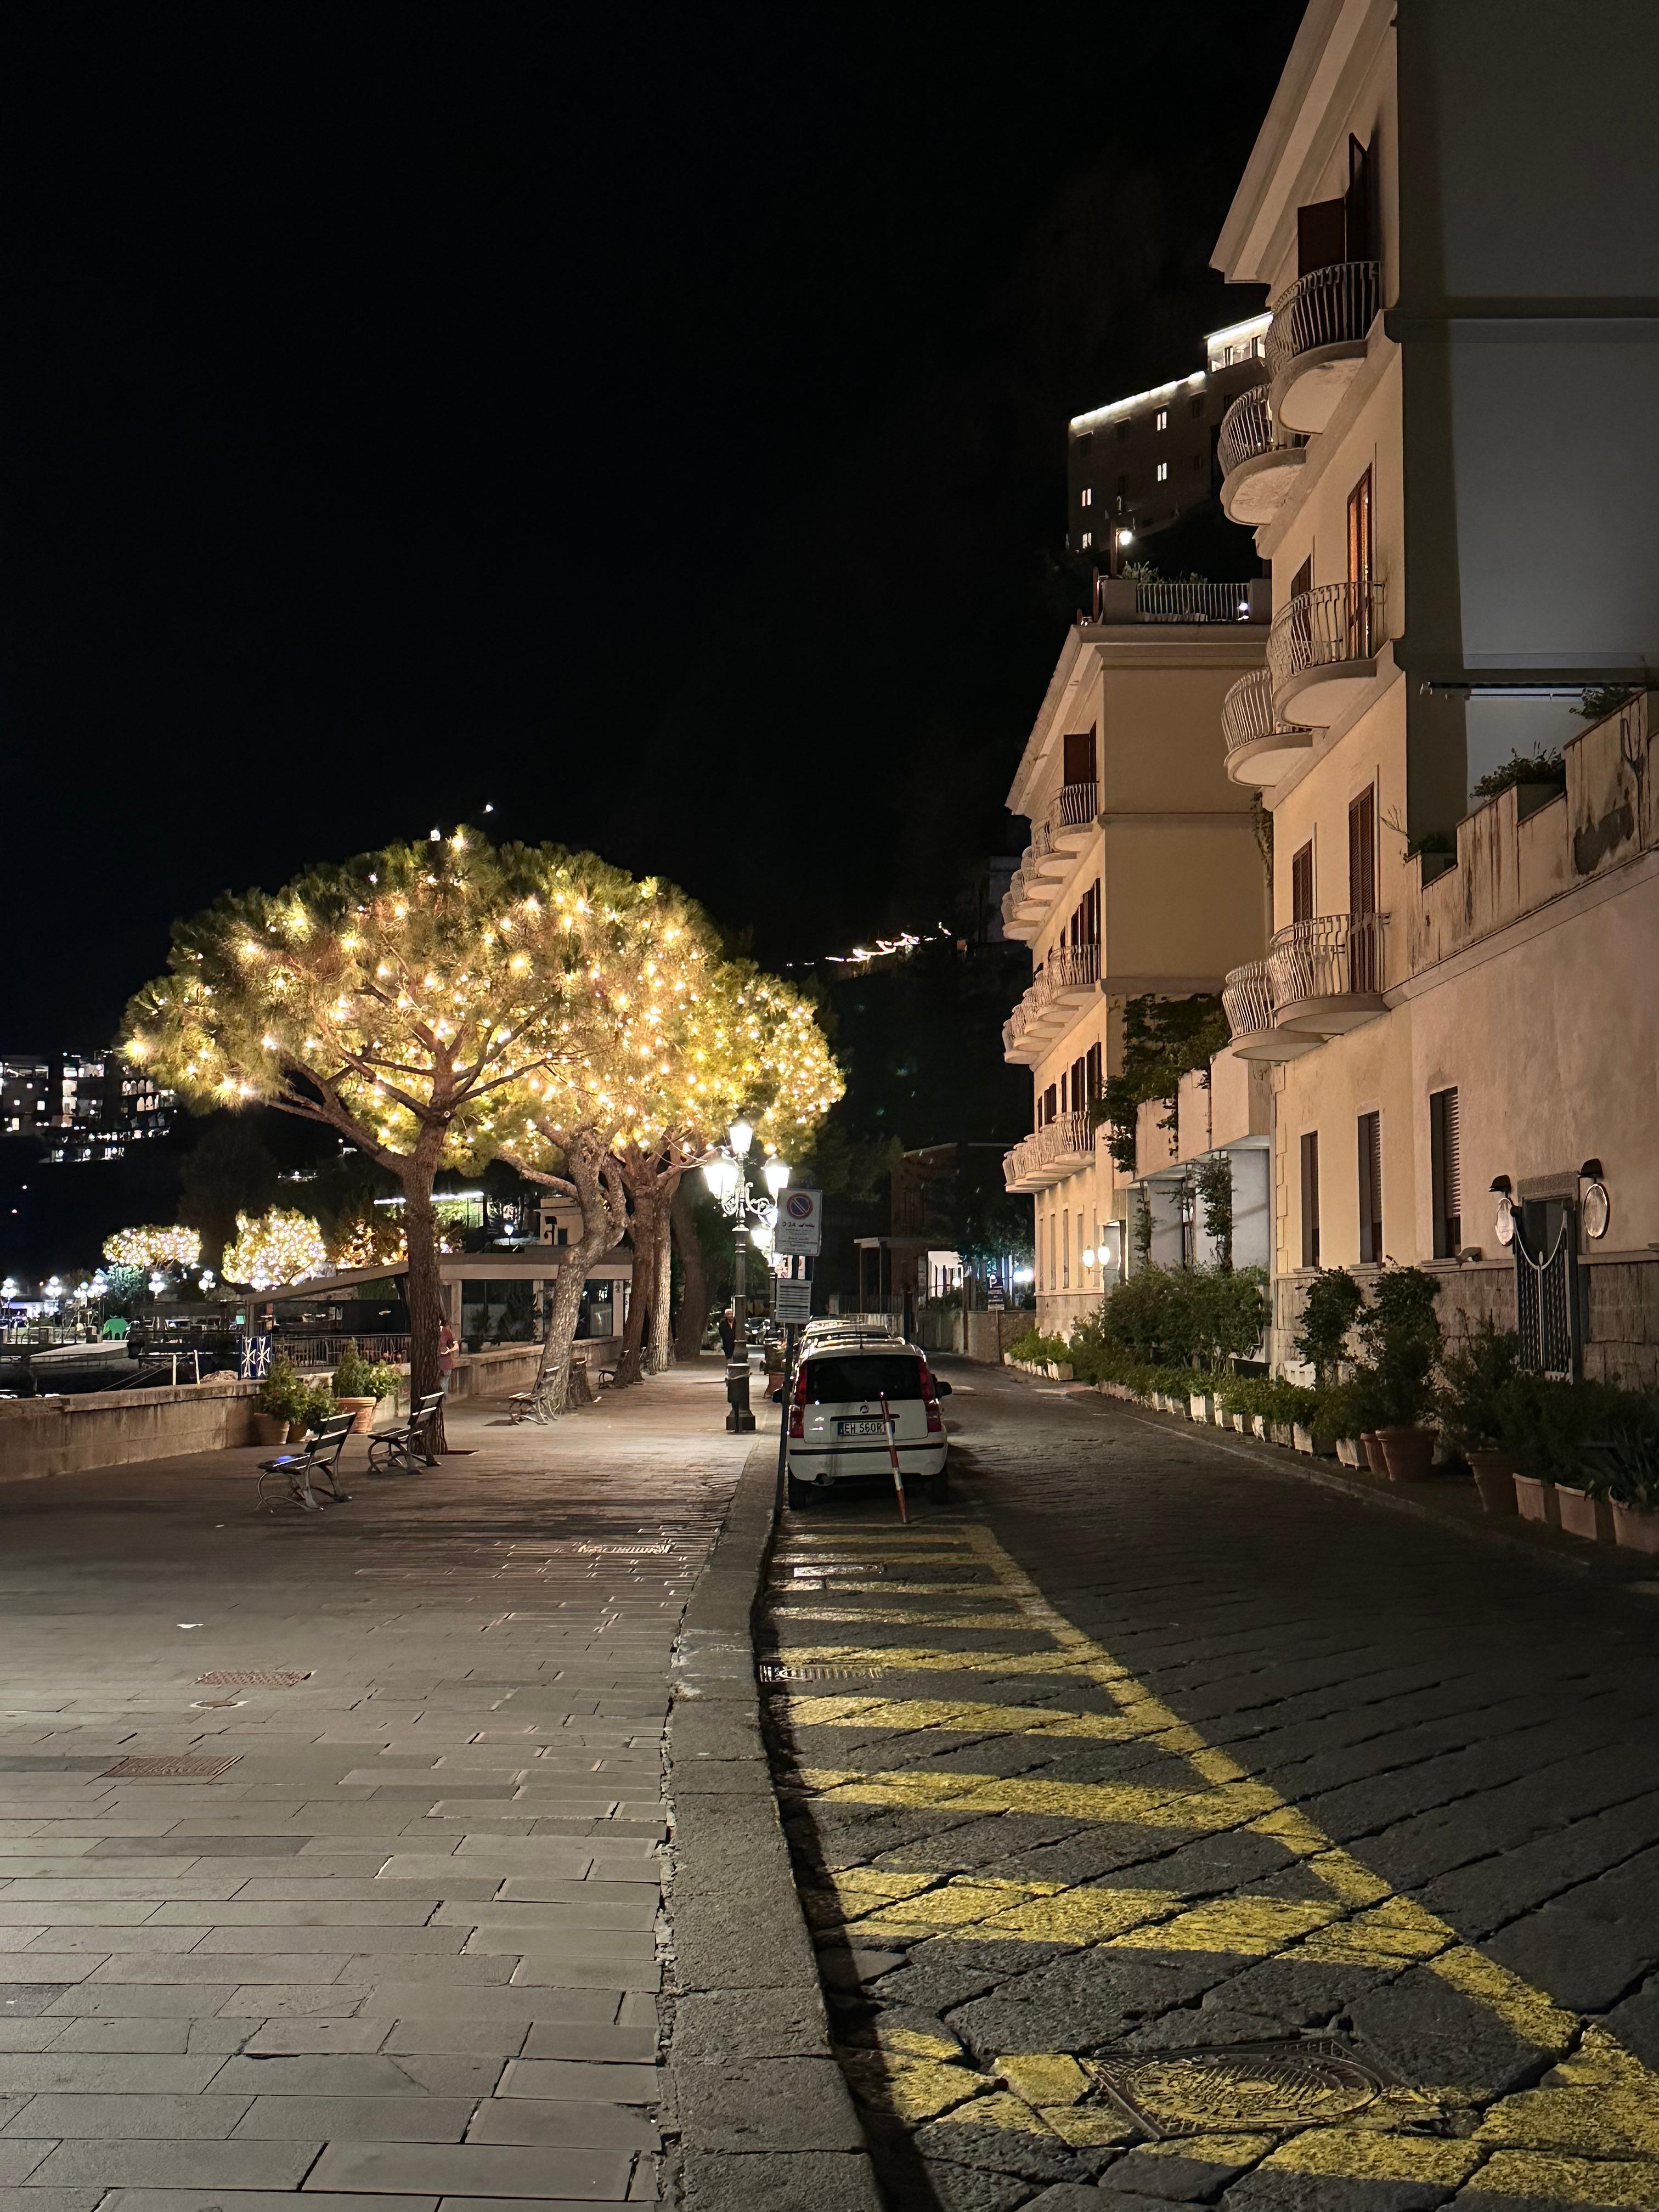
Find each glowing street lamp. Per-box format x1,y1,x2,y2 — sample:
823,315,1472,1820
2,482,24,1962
701,1121,789,1435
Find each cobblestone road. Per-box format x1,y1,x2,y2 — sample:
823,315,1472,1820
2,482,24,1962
0,1359,749,2210
764,1362,1659,2212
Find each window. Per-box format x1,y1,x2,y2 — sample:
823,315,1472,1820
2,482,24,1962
1063,728,1097,786
1062,1211,1070,1289
1156,461,1169,482
1291,840,1314,924
1154,409,1168,432
1070,1056,1086,1113
1085,1041,1103,1103
1357,1111,1383,1262
1080,487,1092,507
1042,1082,1057,1125
1080,531,1092,549
1048,1212,1058,1291
1431,1088,1462,1257
1189,394,1206,419
1300,1132,1321,1268
802,1353,926,1404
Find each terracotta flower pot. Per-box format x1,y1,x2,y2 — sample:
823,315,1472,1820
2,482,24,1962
1611,1500,1659,1554
1378,1426,1436,1482
1466,1449,1520,1516
1555,1484,1615,1543
337,1395,377,1436
286,1420,310,1444
251,1412,287,1446
1361,1432,1391,1476
1514,1473,1559,1527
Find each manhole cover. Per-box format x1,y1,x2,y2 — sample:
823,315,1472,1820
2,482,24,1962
101,1754,243,1781
1096,2038,1387,2138
196,1670,312,1689
758,1664,883,1684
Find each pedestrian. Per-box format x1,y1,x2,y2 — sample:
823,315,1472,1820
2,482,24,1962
718,1306,736,1359
438,1318,459,1392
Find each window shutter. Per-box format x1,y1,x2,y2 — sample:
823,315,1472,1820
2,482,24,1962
1300,1131,1321,1269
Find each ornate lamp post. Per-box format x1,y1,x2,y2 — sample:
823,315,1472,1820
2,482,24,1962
702,1120,791,1433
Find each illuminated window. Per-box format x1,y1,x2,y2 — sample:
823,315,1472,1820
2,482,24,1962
1080,531,1092,549
1080,487,1092,506
1154,409,1168,431
1156,461,1169,482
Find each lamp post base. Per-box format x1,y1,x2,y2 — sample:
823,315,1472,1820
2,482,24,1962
724,1362,755,1433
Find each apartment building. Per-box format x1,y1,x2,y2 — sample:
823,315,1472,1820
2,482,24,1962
1068,317,1270,560
1210,0,1659,1380
1001,586,1272,1336
0,1054,174,1162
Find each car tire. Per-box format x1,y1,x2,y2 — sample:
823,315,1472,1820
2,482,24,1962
786,1474,816,1511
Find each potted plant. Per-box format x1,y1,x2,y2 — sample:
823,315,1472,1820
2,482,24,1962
253,1355,306,1446
331,1345,380,1435
1352,1266,1442,1481
289,1379,338,1443
1554,1465,1614,1544
1591,1427,1659,1554
1435,1322,1523,1514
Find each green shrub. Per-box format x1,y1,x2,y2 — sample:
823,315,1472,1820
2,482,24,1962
1471,748,1565,799
1352,1264,1442,1426
255,1355,308,1425
300,1382,338,1435
1096,1266,1199,1365
1497,1375,1659,1487
1435,1322,1522,1453
1188,1268,1269,1370
1006,1328,1070,1366
1293,1269,1362,1386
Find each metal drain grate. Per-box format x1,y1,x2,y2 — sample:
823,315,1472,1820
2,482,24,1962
102,1754,243,1781
574,1543,674,1556
788,1562,885,1577
758,1663,884,1684
191,1697,244,1710
196,1670,312,1689
1095,2038,1388,2139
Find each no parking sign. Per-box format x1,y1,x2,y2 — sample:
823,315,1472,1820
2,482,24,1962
774,1187,822,1255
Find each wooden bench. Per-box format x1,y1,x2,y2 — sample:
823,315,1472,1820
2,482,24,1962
257,1414,354,1514
365,1391,444,1476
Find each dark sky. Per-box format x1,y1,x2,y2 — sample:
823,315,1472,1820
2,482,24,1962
1,4,1305,1047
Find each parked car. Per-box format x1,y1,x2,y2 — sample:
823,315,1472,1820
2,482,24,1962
784,1333,951,1509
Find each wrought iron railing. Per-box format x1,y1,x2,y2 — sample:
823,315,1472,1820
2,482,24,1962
1267,912,1384,1006
1216,384,1307,481
1001,1111,1096,1190
1265,259,1382,383
1001,943,1101,1054
1267,580,1386,698
1221,667,1310,760
1052,778,1098,829
1132,579,1261,624
1221,959,1276,1040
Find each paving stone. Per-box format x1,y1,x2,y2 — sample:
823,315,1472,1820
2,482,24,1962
0,1984,75,2016
1,2091,254,2137
0,2054,223,2094
0,2146,57,2185
206,2052,429,2096
31,2138,320,2187
499,2056,660,2101
302,2138,631,2196
101,2199,437,2212
230,2092,477,2139
521,2021,658,2062
240,2017,393,2053
465,2096,659,2148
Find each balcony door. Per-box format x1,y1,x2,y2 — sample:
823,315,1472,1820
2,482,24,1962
1346,469,1373,657
1348,786,1377,991
1291,840,1314,926
1062,727,1097,790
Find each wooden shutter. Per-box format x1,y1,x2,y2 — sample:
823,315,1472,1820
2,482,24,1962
1358,1112,1383,1262
1063,727,1097,786
1298,197,1348,276
1431,1088,1462,1258
1292,842,1315,924
1300,1131,1321,1269
1348,788,1376,991
1346,469,1374,658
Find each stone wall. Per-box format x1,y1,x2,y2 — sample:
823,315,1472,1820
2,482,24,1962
0,1378,261,1485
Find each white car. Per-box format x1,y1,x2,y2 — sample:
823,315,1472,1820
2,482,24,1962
784,1334,951,1509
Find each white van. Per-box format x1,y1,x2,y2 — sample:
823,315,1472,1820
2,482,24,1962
784,1333,951,1509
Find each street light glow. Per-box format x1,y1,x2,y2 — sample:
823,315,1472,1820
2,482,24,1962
761,1157,791,1197
727,1119,754,1159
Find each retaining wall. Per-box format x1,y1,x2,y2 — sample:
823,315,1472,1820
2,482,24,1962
0,1378,261,1485
964,1310,1031,1364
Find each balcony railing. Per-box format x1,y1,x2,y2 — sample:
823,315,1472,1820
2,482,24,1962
1222,666,1309,762
1000,784,1098,931
1265,260,1382,385
1002,1110,1096,1192
1267,580,1386,699
1217,384,1305,479
1094,575,1266,625
1221,958,1274,1040
1267,911,1384,1009
1053,777,1098,830
1001,942,1101,1056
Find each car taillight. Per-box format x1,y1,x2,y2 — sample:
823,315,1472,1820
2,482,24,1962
788,1366,808,1439
925,1396,943,1433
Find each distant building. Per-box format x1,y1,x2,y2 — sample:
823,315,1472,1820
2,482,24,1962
1068,317,1271,561
0,1054,174,1162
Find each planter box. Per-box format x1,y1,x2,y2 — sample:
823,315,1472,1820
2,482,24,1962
1189,1393,1212,1424
1556,1484,1614,1543
1361,1433,1391,1477
1269,1422,1294,1448
1611,1500,1659,1554
1514,1474,1559,1528
252,1412,289,1447
1335,1437,1363,1468
1466,1449,1519,1517
1046,1363,1074,1382
1232,1412,1250,1434
1212,1402,1231,1427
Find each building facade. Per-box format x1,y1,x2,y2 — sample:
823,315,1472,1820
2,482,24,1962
1209,0,1659,1380
0,1054,174,1161
1001,590,1273,1336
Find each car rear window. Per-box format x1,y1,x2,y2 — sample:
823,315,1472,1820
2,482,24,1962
802,1354,926,1403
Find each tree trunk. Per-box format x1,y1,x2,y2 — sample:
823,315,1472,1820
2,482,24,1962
612,1182,663,1390
517,1128,626,1415
647,1217,674,1373
400,1130,447,1457
672,1176,709,1362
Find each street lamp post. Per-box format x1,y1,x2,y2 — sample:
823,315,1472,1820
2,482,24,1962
702,1120,791,1434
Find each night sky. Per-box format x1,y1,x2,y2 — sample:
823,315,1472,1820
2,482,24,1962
2,5,1306,1048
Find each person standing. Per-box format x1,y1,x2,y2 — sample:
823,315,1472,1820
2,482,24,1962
438,1319,459,1392
718,1306,736,1359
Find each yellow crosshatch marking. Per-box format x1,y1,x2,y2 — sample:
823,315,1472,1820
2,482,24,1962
772,1520,1659,2207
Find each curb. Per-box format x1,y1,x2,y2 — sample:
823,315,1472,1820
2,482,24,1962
663,1437,883,2212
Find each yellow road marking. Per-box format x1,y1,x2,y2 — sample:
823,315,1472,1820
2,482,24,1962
780,1521,1659,2203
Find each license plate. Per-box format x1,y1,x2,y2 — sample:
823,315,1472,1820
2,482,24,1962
837,1417,891,1438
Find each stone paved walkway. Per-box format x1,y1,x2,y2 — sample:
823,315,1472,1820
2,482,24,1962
0,1357,751,2210
766,1361,1659,2212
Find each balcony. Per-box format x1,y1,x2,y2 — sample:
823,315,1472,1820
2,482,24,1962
1001,943,1101,1065
1266,912,1386,1037
1000,779,1099,938
1267,580,1385,727
1221,666,1314,787
1221,960,1318,1063
1002,1110,1096,1194
1217,385,1308,526
1265,259,1382,432
1091,576,1269,626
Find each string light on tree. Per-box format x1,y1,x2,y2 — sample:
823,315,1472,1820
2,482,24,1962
222,1207,329,1291
103,1226,202,1273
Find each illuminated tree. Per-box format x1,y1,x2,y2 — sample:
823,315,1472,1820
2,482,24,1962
123,836,591,1421
103,1225,202,1273
222,1207,329,1290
